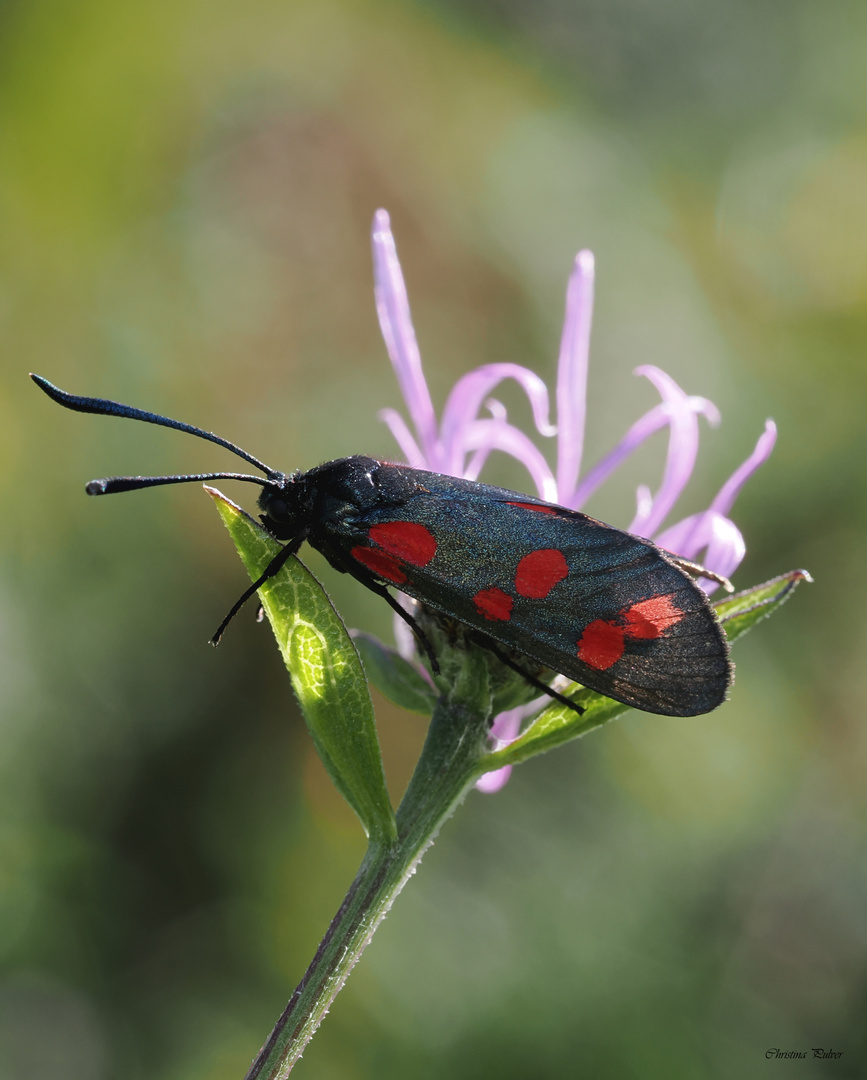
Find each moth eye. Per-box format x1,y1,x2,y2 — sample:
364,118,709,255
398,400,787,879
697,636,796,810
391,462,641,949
265,497,292,522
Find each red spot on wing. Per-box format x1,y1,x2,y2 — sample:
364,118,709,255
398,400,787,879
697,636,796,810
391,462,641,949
368,521,437,566
473,587,514,621
576,593,685,671
350,545,407,584
622,594,684,639
577,620,625,670
515,549,568,599
505,501,559,515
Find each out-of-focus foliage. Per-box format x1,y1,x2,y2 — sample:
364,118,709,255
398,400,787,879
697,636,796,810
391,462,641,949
0,0,862,1076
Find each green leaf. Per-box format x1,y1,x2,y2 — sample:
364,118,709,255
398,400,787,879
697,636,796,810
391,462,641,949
714,569,812,644
208,489,397,845
477,689,628,775
352,633,438,715
478,568,812,776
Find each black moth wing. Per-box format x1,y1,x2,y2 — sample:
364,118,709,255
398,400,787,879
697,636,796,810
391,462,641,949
314,461,731,717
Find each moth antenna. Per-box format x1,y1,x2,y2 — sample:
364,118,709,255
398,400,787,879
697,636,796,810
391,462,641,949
30,373,275,476
86,473,269,496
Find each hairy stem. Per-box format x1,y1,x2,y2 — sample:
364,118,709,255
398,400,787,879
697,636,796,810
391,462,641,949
244,652,493,1078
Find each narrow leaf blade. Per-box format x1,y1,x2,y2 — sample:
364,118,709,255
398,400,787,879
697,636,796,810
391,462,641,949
479,690,627,774
480,569,812,773
209,488,397,844
714,569,812,644
352,632,438,715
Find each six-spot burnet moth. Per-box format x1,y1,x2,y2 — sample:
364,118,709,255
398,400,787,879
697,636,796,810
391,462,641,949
31,373,733,718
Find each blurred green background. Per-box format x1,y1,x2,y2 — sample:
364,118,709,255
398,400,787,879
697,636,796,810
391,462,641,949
1,0,863,1077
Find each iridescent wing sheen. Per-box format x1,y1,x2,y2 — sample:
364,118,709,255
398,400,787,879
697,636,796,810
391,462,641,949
331,470,731,716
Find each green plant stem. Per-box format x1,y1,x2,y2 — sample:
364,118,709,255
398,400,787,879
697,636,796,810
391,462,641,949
244,656,493,1079
240,564,814,1077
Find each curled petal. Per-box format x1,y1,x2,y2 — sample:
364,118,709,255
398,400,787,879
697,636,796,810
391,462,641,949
701,515,747,585
372,209,441,467
635,365,721,429
556,251,595,507
628,367,720,537
440,363,556,475
655,420,776,587
476,764,513,794
377,408,425,467
710,420,777,517
460,419,559,501
477,703,541,793
633,483,653,524
655,510,746,591
568,374,717,519
568,401,669,509
490,702,536,742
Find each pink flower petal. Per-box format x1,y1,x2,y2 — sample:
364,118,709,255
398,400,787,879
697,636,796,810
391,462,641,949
440,363,555,475
372,209,441,467
377,408,425,467
655,510,746,589
628,366,720,537
710,420,777,517
654,420,775,587
476,765,513,794
489,702,534,742
475,701,546,793
701,515,747,584
556,251,595,507
569,372,717,521
569,401,669,510
460,419,559,500
368,211,777,795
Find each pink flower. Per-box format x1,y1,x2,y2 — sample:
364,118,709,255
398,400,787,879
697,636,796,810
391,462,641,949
371,209,775,791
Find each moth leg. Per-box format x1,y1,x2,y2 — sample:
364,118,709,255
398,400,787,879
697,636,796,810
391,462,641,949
666,554,733,593
333,559,440,674
211,538,303,645
362,579,441,676
487,643,585,716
